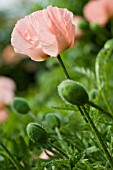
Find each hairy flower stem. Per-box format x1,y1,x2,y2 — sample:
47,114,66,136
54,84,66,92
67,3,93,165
81,106,113,168
57,56,113,168
0,141,22,170
57,55,70,79
88,101,113,119
55,127,62,140
29,111,37,120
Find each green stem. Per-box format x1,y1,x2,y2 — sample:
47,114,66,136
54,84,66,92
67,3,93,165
57,55,70,79
0,141,22,170
88,101,113,119
28,111,36,120
48,142,69,158
55,127,62,140
55,127,68,152
77,105,88,123
81,106,113,168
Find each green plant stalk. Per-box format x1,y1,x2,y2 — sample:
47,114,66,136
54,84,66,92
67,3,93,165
0,141,22,170
77,105,88,123
55,127,62,140
88,101,113,119
57,55,70,79
55,126,68,152
81,106,113,168
29,111,37,120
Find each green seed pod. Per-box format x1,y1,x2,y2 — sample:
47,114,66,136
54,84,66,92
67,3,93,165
104,39,113,49
12,97,30,114
58,80,89,106
45,113,60,129
26,123,48,144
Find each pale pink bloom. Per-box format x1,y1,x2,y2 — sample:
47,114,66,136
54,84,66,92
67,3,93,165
2,45,22,64
0,77,16,105
0,109,8,123
103,0,113,18
73,16,84,38
0,102,4,109
11,5,75,61
0,77,16,91
83,0,109,25
39,150,54,160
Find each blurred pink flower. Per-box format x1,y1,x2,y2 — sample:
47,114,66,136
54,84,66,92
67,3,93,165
0,109,8,123
11,5,75,61
0,77,16,91
0,76,16,105
2,45,22,64
0,102,4,109
83,0,109,25
73,16,84,38
103,0,113,18
39,150,54,160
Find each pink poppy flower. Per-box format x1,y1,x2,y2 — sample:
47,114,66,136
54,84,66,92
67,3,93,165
103,0,113,18
0,77,16,105
0,102,4,109
11,5,75,61
83,0,109,25
0,77,16,92
2,45,22,64
73,16,84,38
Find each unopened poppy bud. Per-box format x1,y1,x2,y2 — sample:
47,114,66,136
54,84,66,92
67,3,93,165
58,80,89,106
104,39,113,49
26,123,48,144
12,97,30,114
45,113,60,129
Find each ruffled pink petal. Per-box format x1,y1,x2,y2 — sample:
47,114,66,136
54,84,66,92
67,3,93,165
58,8,75,45
11,6,75,59
32,9,59,57
83,0,109,25
35,6,75,56
11,15,49,61
46,6,75,54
